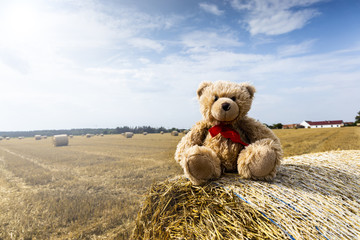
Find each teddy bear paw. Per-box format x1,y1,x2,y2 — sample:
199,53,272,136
187,154,216,185
248,149,276,178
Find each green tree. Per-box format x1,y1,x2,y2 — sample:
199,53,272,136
355,111,360,124
273,123,283,129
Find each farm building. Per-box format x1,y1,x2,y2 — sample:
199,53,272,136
300,120,344,128
282,124,302,129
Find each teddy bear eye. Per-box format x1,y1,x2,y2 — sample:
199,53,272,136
214,96,219,101
231,96,236,101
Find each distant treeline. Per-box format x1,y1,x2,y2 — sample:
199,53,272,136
0,126,187,138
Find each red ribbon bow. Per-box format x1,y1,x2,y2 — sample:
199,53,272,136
209,124,249,146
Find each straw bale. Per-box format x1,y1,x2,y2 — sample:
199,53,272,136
69,135,73,138
5,137,10,140
132,150,360,240
143,132,148,135
0,136,3,140
160,131,164,134
34,135,41,140
86,134,94,138
53,134,69,147
125,132,134,138
42,135,47,139
171,131,179,136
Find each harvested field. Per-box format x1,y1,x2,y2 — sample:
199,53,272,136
0,127,359,239
0,134,182,239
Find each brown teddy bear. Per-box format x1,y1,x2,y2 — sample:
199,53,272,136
175,81,282,185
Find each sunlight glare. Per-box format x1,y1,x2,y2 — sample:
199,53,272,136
4,3,41,40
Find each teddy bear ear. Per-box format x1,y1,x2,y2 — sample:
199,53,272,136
242,83,256,98
197,81,212,98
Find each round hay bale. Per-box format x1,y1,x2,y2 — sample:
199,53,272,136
100,134,104,137
18,136,24,140
132,150,360,239
0,136,3,141
143,132,148,135
171,131,179,136
53,134,69,147
69,135,73,138
160,131,164,134
5,137,10,140
86,134,94,138
183,130,189,134
34,135,41,140
125,132,134,138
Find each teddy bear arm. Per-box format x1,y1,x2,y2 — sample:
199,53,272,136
239,117,280,144
174,120,210,164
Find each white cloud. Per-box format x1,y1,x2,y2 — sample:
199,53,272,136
230,0,323,35
279,85,333,94
248,9,320,35
128,38,164,52
277,39,316,56
199,2,224,16
181,30,243,52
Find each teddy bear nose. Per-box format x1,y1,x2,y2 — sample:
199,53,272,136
222,102,231,111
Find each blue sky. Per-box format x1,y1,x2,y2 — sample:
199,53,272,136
0,0,359,131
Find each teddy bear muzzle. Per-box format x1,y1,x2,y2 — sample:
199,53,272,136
211,98,239,122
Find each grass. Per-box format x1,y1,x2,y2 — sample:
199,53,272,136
0,127,359,239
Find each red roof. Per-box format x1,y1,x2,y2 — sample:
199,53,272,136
305,120,343,126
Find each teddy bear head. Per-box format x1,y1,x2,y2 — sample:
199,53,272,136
197,81,256,125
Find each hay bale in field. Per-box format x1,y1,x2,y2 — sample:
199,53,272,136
100,134,104,137
183,130,189,134
34,135,41,140
143,132,148,135
124,132,134,138
86,134,94,138
53,134,69,147
0,136,3,140
171,131,179,136
42,135,47,139
5,137,10,140
69,135,73,138
132,150,360,240
18,136,24,140
160,131,164,134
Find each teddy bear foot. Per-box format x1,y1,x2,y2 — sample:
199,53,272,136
238,139,281,181
187,155,215,185
248,149,276,178
184,146,221,185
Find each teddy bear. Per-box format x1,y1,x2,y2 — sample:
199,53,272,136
175,81,282,185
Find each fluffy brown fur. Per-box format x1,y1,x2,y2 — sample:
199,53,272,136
175,81,282,185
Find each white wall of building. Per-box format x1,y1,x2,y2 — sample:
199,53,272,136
300,121,342,128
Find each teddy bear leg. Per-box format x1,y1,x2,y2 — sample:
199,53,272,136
237,139,282,181
181,146,221,185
